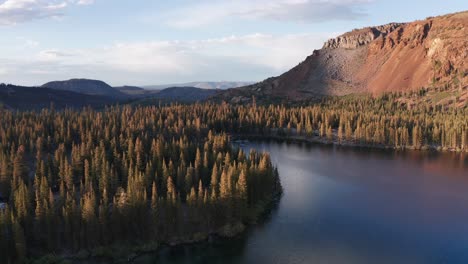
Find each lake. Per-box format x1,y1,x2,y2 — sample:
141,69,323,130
136,141,468,264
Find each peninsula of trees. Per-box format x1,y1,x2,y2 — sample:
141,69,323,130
0,105,281,263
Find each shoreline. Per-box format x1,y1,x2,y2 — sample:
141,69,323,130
46,187,283,264
25,134,462,263
231,133,467,153
130,191,283,264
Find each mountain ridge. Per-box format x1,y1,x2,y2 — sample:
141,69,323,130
216,11,467,103
42,79,128,99
132,87,220,105
145,81,254,90
0,84,114,110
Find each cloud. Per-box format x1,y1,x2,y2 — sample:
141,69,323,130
163,0,371,28
76,0,93,5
38,49,75,60
0,32,335,86
0,0,93,25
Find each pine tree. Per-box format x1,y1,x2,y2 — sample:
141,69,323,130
14,181,30,224
12,146,28,189
210,163,219,196
237,170,247,202
151,181,158,210
0,158,10,198
219,169,229,200
166,177,176,204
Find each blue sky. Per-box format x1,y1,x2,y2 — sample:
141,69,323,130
0,0,467,86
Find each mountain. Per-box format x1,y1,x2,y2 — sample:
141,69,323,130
114,85,158,97
132,87,220,105
144,81,254,90
0,83,219,111
217,11,467,103
114,85,145,92
0,84,114,110
42,79,128,99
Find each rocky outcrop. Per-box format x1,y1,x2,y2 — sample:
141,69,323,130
323,23,403,49
215,11,467,103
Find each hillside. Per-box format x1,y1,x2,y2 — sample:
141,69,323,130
145,81,253,90
114,85,145,92
132,86,220,105
0,84,114,110
217,11,467,103
114,85,159,97
0,84,220,111
42,79,128,99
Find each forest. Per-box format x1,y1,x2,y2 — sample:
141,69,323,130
0,90,466,263
0,105,281,263
223,92,467,151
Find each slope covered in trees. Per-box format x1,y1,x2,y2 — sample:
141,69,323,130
0,105,281,263
0,90,466,262
224,92,467,152
132,87,220,104
0,84,115,111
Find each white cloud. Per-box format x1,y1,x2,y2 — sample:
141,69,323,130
76,0,93,5
37,49,75,62
163,0,371,28
49,33,334,73
0,32,335,86
0,0,94,25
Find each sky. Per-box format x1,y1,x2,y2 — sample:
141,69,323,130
0,0,467,86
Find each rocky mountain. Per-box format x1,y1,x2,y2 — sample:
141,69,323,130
217,11,467,103
42,79,128,99
0,84,114,110
322,23,404,49
145,81,254,90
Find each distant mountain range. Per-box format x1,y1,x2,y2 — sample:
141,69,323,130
114,85,159,97
144,81,254,90
0,84,114,110
0,79,225,110
137,87,220,103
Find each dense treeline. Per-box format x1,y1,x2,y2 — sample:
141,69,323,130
218,94,466,151
0,106,281,263
0,93,466,262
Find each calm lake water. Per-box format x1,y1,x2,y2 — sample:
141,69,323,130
137,141,468,264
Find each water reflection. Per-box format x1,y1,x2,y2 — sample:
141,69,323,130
135,197,281,264
139,141,468,264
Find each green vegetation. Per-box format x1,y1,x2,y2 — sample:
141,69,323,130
223,92,466,151
225,90,466,152
0,105,281,263
0,88,466,262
